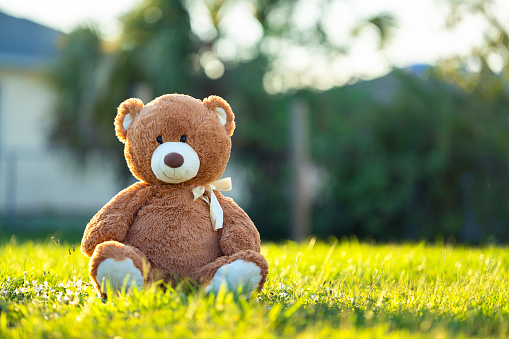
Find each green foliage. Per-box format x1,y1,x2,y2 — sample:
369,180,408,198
1,237,509,337
307,70,509,242
222,59,293,239
119,0,200,93
49,28,108,158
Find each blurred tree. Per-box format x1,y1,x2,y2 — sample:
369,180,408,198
300,0,509,243
442,0,509,94
48,0,396,240
308,69,509,243
196,0,397,240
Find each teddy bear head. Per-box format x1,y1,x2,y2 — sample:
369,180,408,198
114,94,235,186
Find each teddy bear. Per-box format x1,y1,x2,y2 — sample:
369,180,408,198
81,93,269,296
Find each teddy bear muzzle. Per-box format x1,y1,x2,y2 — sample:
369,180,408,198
151,142,200,184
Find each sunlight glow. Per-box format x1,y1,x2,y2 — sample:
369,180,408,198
1,0,508,88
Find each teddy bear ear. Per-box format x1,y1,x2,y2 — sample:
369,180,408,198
114,98,144,143
203,95,236,136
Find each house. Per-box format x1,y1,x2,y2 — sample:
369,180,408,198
0,12,119,231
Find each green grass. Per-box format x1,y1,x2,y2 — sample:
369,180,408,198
0,236,508,338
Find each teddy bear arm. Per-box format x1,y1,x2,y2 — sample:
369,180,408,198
81,182,152,257
216,193,261,256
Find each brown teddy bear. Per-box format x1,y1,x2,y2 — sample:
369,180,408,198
81,94,269,296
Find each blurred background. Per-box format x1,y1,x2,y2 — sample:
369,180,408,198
0,0,508,243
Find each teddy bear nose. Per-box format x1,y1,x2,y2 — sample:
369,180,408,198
164,153,184,168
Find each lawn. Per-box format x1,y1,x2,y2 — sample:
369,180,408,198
0,235,508,338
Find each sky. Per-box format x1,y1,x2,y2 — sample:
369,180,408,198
0,0,504,87
0,0,139,38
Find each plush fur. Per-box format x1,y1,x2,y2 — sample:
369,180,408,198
81,94,268,295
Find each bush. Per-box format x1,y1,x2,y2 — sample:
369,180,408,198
307,70,509,243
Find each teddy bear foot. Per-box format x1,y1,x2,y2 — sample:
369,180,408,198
96,257,144,293
204,259,263,296
89,241,151,295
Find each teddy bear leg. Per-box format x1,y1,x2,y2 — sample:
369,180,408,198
192,250,268,295
89,241,152,295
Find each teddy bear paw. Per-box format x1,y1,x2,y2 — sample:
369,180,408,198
205,259,262,295
96,258,144,292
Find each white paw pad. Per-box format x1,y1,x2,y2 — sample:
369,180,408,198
205,260,262,295
96,258,144,292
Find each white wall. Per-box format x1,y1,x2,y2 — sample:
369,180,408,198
0,68,120,214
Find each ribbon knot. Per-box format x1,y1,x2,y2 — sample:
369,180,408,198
192,177,232,231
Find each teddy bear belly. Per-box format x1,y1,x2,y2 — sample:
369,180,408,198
123,202,222,280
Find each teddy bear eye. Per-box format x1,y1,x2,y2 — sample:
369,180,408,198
180,135,187,143
156,136,163,144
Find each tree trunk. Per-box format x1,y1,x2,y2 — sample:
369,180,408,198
290,97,311,241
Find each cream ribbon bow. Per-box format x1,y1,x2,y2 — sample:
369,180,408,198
192,177,232,231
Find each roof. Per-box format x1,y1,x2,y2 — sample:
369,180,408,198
0,11,62,69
